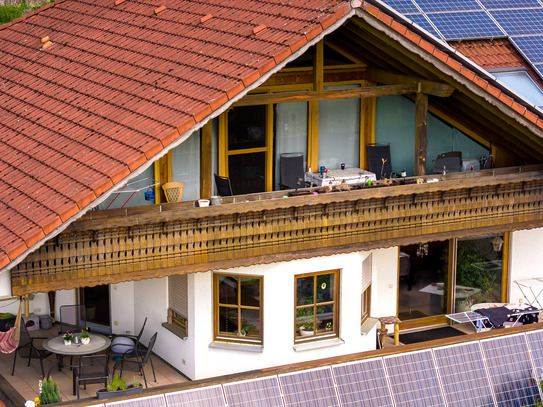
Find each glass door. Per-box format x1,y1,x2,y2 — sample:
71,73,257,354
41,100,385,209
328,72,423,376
79,285,111,334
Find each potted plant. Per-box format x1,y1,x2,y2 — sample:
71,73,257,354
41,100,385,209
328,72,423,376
96,373,143,399
80,327,91,345
299,321,314,336
39,377,61,405
234,319,255,336
63,331,73,345
0,312,15,332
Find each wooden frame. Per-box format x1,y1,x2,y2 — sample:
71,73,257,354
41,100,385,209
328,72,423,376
213,274,263,344
294,269,339,343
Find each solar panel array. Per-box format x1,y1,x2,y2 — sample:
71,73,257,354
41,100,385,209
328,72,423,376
90,329,543,407
380,0,543,76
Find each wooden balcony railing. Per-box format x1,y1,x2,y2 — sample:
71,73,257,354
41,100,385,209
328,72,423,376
11,165,543,295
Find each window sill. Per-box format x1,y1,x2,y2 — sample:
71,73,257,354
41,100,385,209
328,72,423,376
293,337,344,352
361,317,379,336
209,341,264,353
162,322,187,339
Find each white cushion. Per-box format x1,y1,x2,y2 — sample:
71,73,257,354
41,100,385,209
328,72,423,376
110,336,135,354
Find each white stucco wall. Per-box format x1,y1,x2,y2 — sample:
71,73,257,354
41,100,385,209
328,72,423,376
111,281,136,336
509,227,543,304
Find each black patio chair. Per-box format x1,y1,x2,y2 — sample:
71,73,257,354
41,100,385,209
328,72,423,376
11,321,52,377
109,317,147,359
112,332,157,388
279,152,305,190
433,151,462,174
58,304,87,334
73,354,109,398
367,143,392,180
214,174,233,196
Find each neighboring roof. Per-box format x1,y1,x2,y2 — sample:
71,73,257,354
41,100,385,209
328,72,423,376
0,0,352,272
2,0,543,277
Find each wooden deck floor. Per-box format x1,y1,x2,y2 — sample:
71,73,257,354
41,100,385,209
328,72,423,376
0,325,189,404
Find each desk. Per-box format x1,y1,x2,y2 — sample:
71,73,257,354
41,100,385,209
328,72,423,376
43,333,111,376
305,168,376,187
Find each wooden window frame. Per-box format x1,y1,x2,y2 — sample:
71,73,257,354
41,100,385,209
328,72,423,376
361,286,371,325
294,269,339,343
213,273,263,344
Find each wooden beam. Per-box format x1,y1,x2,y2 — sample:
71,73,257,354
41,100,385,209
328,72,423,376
258,68,367,88
234,84,419,107
200,121,212,198
366,68,455,97
415,92,428,176
360,80,376,170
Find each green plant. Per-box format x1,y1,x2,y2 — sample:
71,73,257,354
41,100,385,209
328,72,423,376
0,313,13,318
301,320,314,331
132,376,141,387
80,327,89,339
107,372,127,391
40,377,60,405
234,319,255,335
63,331,73,342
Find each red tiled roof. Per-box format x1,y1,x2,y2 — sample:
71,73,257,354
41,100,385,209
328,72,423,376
1,0,543,274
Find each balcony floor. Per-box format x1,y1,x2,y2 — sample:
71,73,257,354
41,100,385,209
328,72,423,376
0,324,189,404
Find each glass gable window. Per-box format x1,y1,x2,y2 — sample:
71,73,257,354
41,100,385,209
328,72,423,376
295,270,339,342
214,274,262,344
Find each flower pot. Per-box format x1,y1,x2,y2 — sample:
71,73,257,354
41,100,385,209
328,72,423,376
198,199,210,207
64,340,71,346
299,327,314,336
96,384,143,400
81,337,90,345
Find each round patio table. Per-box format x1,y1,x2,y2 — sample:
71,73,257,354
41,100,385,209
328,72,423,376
42,333,111,383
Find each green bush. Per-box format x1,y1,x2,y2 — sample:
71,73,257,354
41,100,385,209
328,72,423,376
40,377,60,405
0,3,27,25
107,372,127,391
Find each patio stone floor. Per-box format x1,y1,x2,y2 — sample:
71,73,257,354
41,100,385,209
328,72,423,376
0,324,189,404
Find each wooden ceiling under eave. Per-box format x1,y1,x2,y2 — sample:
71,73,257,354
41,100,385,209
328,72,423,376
329,16,543,164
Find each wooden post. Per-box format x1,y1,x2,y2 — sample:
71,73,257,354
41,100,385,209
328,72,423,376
200,121,213,198
415,90,428,176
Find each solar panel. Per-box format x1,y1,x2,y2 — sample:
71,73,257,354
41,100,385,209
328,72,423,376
407,14,442,38
382,0,420,14
106,395,166,407
383,350,444,407
414,0,482,12
480,334,539,407
426,11,505,40
223,376,283,407
278,367,339,407
526,330,543,369
164,386,225,407
332,358,394,407
511,36,543,64
490,8,543,36
479,0,541,9
433,342,495,407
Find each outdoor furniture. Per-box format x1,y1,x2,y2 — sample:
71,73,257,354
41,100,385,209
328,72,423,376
432,151,462,174
109,317,147,359
113,332,157,388
367,143,392,180
42,332,111,378
378,316,401,347
73,354,109,398
279,152,305,190
305,167,376,187
11,321,52,377
58,304,87,334
214,174,233,196
162,182,185,203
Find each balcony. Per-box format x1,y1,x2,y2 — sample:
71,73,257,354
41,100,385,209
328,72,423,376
11,165,543,295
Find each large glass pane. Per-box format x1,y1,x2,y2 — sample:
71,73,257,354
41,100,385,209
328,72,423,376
228,152,265,195
318,85,360,170
455,235,504,311
219,307,238,334
297,277,314,306
218,276,238,305
240,277,260,307
316,304,333,333
172,130,200,201
228,105,266,150
240,308,260,338
398,241,449,321
316,273,334,303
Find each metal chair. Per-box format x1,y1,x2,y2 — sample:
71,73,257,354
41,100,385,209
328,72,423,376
73,354,109,398
279,152,305,190
112,332,157,388
11,321,52,377
214,174,233,196
109,317,147,359
58,304,87,334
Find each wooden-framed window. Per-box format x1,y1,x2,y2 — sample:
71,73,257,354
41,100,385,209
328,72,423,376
168,274,189,336
361,254,372,325
214,274,262,344
295,270,339,342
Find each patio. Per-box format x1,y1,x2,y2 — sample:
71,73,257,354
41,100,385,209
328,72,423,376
0,324,189,405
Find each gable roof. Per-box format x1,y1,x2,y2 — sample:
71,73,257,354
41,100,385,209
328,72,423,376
2,0,543,277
